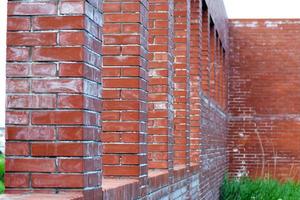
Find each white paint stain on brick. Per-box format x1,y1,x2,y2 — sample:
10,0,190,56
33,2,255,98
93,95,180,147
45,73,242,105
154,102,167,110
232,21,258,28
84,79,99,97
265,21,279,28
60,2,84,14
149,69,158,77
237,166,249,178
239,130,245,137
265,20,300,28
13,2,57,15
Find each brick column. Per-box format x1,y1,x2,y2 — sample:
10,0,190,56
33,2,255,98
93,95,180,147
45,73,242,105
218,41,224,108
220,49,225,109
148,0,174,173
201,3,209,95
102,0,149,198
173,0,191,168
223,49,228,109
6,0,102,198
209,21,216,100
219,48,222,108
189,0,201,166
215,38,221,105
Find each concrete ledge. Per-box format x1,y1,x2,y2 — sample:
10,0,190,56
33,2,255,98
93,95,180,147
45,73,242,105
102,178,139,200
148,169,169,192
190,163,200,174
0,192,83,200
174,165,187,181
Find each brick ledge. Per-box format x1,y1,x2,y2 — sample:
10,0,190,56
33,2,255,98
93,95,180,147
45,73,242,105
0,192,83,200
102,178,139,199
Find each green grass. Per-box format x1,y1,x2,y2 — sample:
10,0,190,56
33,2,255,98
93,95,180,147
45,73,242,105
0,153,4,194
220,176,300,200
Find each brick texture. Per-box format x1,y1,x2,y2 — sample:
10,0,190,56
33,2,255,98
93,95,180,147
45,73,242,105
102,0,149,198
199,1,228,199
173,0,191,168
6,0,103,199
190,0,201,166
148,0,174,172
5,0,229,199
229,19,300,181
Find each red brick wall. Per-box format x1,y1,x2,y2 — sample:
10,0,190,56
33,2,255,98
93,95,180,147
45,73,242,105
173,0,191,167
198,1,228,199
228,19,300,180
102,0,149,198
190,0,201,165
148,0,174,171
6,0,103,198
5,0,229,199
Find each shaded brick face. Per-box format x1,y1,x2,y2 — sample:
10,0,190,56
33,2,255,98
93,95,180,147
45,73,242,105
228,19,300,180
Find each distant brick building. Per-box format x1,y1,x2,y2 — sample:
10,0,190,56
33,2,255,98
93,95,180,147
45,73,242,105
3,0,300,199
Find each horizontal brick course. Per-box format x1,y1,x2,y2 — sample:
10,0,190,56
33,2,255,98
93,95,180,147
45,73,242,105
5,0,103,199
5,0,229,199
228,19,300,181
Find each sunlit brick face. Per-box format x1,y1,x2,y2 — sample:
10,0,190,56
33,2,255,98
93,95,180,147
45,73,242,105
5,0,103,198
148,0,174,170
4,0,229,199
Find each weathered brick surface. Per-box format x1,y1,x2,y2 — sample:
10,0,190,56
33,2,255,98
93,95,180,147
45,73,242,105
102,0,149,198
9,0,300,198
198,1,228,199
148,0,174,172
190,0,201,165
201,2,209,95
5,0,229,199
6,0,103,199
148,0,228,199
228,19,300,180
173,0,191,167
200,97,227,199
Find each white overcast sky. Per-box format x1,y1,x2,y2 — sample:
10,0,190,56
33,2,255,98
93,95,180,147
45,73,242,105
0,1,300,126
224,0,300,19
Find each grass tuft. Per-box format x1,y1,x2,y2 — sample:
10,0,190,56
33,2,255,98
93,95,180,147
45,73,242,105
0,153,4,194
220,175,300,200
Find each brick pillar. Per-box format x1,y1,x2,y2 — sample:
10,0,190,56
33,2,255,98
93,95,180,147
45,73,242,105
173,0,191,168
148,0,174,172
209,21,216,100
215,39,221,105
220,42,224,107
220,49,227,109
201,4,209,95
6,0,102,198
223,49,228,109
102,0,149,198
220,48,223,108
190,0,201,165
